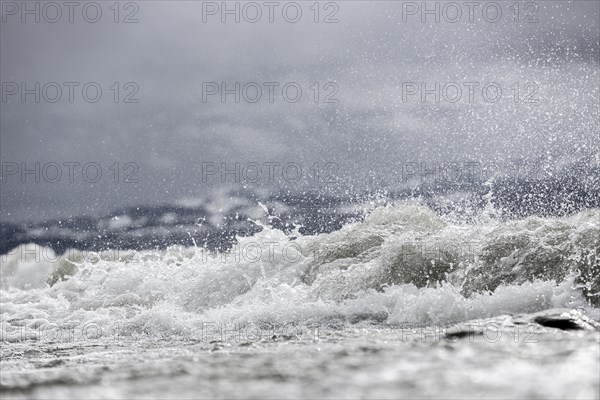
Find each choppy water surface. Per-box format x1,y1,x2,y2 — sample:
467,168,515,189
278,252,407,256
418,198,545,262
2,201,599,399
1,312,599,399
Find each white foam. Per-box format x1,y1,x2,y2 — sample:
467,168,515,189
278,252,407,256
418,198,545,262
1,204,598,342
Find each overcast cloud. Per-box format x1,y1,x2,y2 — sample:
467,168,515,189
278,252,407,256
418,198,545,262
1,0,598,221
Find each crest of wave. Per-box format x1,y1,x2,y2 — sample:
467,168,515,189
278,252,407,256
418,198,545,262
1,203,598,340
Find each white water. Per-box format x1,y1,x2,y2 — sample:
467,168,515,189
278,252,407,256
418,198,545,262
2,203,598,343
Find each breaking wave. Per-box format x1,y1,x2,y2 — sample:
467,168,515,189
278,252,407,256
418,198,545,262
1,202,598,342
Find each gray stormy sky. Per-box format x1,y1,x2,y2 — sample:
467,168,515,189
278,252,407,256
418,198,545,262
1,0,598,222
